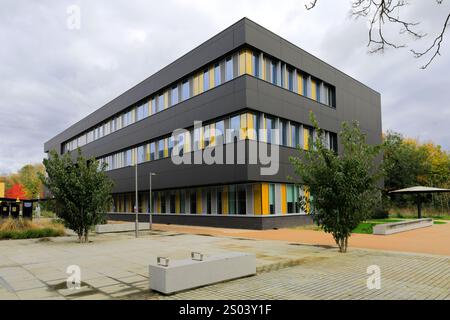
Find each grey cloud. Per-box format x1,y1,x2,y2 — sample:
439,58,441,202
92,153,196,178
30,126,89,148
0,0,448,174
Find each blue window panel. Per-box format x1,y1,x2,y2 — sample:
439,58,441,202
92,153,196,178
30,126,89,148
137,146,145,164
171,86,178,106
181,80,189,101
303,77,308,96
157,94,164,112
225,58,233,81
252,54,259,78
271,62,277,85
203,69,209,91
214,63,221,86
158,140,164,159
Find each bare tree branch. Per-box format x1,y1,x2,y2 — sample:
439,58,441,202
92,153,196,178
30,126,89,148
305,0,449,69
305,0,318,10
411,12,450,69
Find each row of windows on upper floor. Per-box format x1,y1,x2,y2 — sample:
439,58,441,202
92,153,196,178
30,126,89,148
97,111,338,172
63,48,337,153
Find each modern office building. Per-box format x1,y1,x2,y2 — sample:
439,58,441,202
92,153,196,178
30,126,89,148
44,18,382,229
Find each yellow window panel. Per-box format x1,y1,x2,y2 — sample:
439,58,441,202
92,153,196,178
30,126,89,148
198,72,204,94
222,186,228,215
209,65,215,89
193,74,199,96
210,123,216,146
303,128,309,150
304,187,310,214
247,113,255,140
261,183,269,215
245,49,252,75
164,91,169,109
281,184,287,214
240,113,247,139
164,138,169,158
145,144,150,161
196,189,202,214
184,132,191,153
311,79,317,100
261,56,266,80
239,50,246,75
297,73,303,95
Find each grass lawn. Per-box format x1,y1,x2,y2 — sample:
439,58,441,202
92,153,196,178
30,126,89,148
0,218,65,240
352,218,446,234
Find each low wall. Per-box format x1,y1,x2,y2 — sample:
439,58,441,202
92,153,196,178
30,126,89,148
373,218,433,235
95,222,150,233
106,212,313,230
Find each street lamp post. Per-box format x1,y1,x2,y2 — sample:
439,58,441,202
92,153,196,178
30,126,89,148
134,163,139,238
149,172,157,231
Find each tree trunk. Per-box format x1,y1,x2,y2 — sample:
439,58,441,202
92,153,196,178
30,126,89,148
84,229,89,243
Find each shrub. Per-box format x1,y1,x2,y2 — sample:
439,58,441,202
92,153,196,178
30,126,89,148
0,218,65,240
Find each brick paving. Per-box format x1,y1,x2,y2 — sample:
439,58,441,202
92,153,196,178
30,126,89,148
0,230,449,300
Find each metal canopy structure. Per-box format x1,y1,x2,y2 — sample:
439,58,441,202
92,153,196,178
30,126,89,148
389,186,450,219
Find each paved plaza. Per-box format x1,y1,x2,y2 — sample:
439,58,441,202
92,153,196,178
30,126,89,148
0,229,449,300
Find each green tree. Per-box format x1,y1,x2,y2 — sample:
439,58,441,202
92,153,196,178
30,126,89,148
290,112,383,253
18,164,45,199
40,149,114,243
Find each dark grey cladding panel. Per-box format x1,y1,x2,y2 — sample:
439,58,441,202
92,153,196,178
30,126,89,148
243,19,380,100
75,77,247,160
245,76,341,133
107,157,249,193
44,18,249,153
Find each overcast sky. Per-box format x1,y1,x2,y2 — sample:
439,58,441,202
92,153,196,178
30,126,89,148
1,0,449,174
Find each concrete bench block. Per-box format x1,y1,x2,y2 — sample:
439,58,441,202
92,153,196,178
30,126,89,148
373,218,433,235
149,252,256,294
95,222,149,233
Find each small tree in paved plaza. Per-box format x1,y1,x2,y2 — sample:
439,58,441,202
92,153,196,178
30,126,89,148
290,112,383,253
40,149,114,243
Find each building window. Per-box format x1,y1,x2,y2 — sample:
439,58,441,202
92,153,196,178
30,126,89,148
157,94,164,112
317,81,321,102
237,185,246,215
150,142,156,161
280,120,287,146
265,116,275,144
269,184,275,214
125,150,132,167
203,69,209,91
206,190,212,214
160,193,166,213
136,104,145,121
329,132,338,153
170,193,176,213
215,120,225,145
228,185,236,215
225,57,233,82
171,85,178,106
252,53,259,78
286,184,296,213
288,69,294,91
216,189,222,214
180,191,185,214
151,97,157,114
291,123,299,148
229,115,240,143
158,139,164,159
189,191,197,214
137,146,145,164
214,63,221,86
303,76,308,96
181,79,189,101
168,136,174,157
271,61,277,85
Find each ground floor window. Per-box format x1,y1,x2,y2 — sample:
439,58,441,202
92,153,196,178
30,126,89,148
269,184,275,214
190,191,197,214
